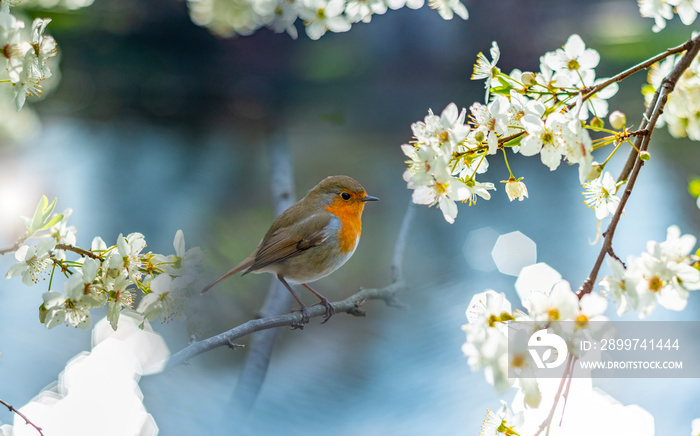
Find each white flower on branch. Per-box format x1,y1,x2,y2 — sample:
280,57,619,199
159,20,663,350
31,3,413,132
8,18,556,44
5,238,55,286
665,0,700,26
470,96,510,155
583,171,621,220
506,90,545,136
542,34,599,87
427,0,467,20
471,41,499,101
520,111,567,171
638,0,675,32
645,52,700,141
600,226,700,317
480,400,524,436
106,271,134,330
411,166,469,224
345,0,387,23
109,232,146,281
298,0,351,40
504,178,528,202
137,273,187,323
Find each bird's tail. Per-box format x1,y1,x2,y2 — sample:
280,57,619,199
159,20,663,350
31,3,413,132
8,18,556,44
199,257,254,294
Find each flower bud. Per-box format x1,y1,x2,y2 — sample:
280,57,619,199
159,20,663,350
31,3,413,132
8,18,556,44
521,72,536,86
609,110,626,130
582,162,603,182
591,116,604,129
639,150,650,161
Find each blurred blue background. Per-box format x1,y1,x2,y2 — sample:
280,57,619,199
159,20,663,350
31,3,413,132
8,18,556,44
1,0,699,434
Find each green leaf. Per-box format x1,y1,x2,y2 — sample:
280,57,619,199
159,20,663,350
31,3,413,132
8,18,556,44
688,178,700,198
41,197,57,223
491,85,513,96
38,214,64,231
29,195,49,232
503,136,523,147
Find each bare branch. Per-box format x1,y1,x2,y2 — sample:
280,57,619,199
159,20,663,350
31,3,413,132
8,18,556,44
55,244,100,259
0,240,22,255
578,33,700,297
0,398,45,436
167,282,405,368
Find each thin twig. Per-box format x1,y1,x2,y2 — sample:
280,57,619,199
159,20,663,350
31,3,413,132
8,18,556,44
55,243,100,259
532,354,574,436
1,240,100,260
568,36,697,110
0,240,22,255
577,33,700,297
0,398,45,436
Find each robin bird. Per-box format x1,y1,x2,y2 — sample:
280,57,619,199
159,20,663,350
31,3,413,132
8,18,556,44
200,175,378,324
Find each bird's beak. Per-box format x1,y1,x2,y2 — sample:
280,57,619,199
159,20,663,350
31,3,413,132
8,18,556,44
360,195,379,202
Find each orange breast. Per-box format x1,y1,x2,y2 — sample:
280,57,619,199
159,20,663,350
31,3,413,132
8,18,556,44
325,200,364,254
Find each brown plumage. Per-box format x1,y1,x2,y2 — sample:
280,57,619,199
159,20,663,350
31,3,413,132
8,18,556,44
200,175,378,324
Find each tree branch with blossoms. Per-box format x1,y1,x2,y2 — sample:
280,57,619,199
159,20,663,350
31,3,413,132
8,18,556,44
1,195,204,332
400,18,700,435
579,32,700,298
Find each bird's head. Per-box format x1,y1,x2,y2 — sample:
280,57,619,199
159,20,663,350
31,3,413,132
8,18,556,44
308,175,379,215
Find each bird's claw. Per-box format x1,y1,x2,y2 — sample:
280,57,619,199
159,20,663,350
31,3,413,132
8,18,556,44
291,304,310,329
313,297,335,324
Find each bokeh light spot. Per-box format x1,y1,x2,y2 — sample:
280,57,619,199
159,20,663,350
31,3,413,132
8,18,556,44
462,226,499,272
491,231,537,276
515,263,563,302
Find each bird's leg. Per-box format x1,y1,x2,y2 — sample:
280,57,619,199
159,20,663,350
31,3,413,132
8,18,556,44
301,284,335,324
277,274,310,326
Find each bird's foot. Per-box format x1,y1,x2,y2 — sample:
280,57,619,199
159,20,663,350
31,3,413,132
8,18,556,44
312,296,335,324
291,304,310,329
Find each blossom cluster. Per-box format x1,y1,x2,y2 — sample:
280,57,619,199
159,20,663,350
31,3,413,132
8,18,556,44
600,225,700,318
462,281,608,411
638,0,700,32
0,1,57,110
4,196,202,330
186,0,467,40
643,48,700,141
401,34,622,223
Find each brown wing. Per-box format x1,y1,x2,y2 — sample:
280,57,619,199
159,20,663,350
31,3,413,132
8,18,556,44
245,212,334,273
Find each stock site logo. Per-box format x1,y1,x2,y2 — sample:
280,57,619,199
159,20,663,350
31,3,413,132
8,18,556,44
528,328,568,369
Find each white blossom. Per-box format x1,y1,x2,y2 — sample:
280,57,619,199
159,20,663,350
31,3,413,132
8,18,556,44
583,171,620,220
5,238,55,286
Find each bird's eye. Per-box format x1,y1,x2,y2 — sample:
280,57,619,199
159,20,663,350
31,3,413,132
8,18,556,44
341,192,351,200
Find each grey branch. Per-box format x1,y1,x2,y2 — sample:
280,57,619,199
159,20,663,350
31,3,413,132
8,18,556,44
167,281,406,368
